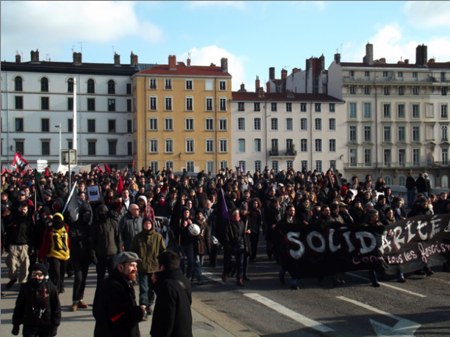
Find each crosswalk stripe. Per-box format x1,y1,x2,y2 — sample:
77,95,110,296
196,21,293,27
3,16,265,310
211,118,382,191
244,292,334,333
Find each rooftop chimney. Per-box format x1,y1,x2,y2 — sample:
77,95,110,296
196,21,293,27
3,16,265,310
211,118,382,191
130,52,138,66
168,55,176,70
363,43,373,65
114,53,120,66
187,57,191,67
238,83,247,92
255,76,260,93
269,67,275,80
334,53,341,64
415,44,427,66
15,54,21,63
281,69,287,80
73,52,82,65
30,50,40,63
221,57,228,72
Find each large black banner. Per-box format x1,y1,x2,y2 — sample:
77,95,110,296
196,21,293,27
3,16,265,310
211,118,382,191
275,214,450,279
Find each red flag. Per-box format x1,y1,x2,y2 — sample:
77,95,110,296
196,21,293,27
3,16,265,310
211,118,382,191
1,167,12,175
104,163,111,173
117,175,124,194
45,166,50,177
11,152,28,172
96,164,103,173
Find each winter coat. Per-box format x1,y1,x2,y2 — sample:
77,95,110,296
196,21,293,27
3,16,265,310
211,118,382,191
119,213,143,251
131,229,166,273
5,213,33,247
12,279,61,333
151,268,192,337
93,269,144,337
89,217,121,258
38,225,70,261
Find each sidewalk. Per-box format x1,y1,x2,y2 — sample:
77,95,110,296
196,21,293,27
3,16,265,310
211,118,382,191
1,261,256,337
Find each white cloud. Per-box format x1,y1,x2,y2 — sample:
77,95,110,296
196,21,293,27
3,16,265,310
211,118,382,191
1,1,162,59
180,46,247,91
344,23,450,64
404,1,450,28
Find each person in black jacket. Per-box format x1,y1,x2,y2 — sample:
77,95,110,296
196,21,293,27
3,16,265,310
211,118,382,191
69,203,93,311
93,251,145,337
12,263,61,337
89,204,121,284
150,250,192,337
5,201,33,289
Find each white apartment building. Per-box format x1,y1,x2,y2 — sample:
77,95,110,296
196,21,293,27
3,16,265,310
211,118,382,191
281,43,450,187
1,50,142,170
231,78,345,174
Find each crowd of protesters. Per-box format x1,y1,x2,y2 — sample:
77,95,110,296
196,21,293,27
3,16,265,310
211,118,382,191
2,165,450,304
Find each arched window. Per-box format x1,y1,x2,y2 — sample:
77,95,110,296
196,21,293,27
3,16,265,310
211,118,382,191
108,80,115,94
41,77,49,92
15,76,23,91
87,79,95,93
67,78,74,93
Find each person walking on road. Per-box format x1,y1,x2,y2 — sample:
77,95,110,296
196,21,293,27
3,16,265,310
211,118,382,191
93,251,146,337
131,217,166,320
12,263,61,337
5,201,33,290
150,250,193,337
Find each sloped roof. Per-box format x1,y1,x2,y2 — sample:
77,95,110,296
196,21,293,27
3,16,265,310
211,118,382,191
136,62,231,77
1,61,146,76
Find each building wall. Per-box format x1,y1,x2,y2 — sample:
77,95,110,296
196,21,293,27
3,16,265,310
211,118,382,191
231,96,346,174
133,74,232,173
1,67,134,168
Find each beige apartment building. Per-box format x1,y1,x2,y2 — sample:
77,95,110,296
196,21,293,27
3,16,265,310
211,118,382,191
132,55,232,174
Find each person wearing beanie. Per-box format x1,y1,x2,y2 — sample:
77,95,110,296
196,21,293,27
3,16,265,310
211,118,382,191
131,217,166,320
38,212,70,294
12,263,61,337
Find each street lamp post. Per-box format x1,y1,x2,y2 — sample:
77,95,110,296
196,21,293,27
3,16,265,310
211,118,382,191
55,124,62,166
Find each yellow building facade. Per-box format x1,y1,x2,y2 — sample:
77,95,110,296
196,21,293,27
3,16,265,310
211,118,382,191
133,55,232,174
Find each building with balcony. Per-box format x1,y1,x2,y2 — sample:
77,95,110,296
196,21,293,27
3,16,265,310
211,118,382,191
282,43,450,187
1,50,141,169
327,43,450,187
231,77,345,173
132,55,232,174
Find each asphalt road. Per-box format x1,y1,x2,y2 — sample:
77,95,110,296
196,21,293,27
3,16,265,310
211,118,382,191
195,252,450,337
2,247,449,337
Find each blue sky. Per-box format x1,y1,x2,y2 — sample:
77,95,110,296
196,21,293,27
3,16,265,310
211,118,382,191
2,1,450,90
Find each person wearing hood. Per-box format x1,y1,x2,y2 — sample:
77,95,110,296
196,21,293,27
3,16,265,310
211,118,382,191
12,263,61,337
38,212,70,294
131,217,166,320
136,194,156,224
89,203,121,284
69,203,92,311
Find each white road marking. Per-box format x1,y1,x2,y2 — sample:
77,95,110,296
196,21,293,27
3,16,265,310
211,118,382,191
337,296,421,337
347,272,427,298
244,292,334,333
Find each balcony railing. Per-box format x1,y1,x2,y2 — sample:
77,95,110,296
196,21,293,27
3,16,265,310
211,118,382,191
268,148,298,157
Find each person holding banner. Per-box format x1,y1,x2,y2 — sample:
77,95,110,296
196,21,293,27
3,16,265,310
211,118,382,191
277,204,302,289
364,209,385,287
